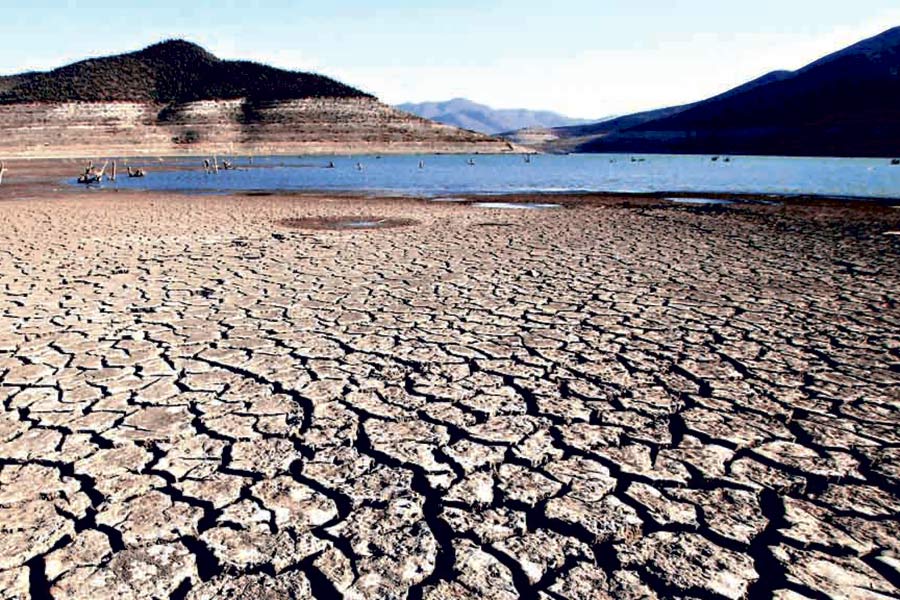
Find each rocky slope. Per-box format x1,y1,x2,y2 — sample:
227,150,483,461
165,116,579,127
0,41,515,157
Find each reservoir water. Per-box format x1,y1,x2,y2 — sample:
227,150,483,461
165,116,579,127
81,154,900,199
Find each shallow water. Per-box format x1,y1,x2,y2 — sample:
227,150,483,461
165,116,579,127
85,154,900,199
668,197,734,205
472,202,562,209
342,220,381,228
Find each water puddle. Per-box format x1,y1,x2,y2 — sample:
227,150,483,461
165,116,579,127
472,202,562,210
343,220,381,228
276,216,418,231
430,197,469,203
667,197,734,205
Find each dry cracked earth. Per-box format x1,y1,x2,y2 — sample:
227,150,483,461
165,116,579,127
0,193,899,600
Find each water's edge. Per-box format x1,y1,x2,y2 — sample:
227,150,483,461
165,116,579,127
65,154,900,201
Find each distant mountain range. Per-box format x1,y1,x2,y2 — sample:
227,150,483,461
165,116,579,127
396,98,595,134
506,26,900,157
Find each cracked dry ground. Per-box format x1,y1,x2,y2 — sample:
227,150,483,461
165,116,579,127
1,193,899,600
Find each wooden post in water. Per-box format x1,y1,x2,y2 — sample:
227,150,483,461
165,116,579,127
0,161,6,186
110,161,117,182
213,155,219,174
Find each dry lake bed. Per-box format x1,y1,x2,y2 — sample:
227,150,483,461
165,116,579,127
1,190,899,599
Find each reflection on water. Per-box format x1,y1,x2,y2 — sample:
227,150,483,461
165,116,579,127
79,154,900,199
668,198,734,205
472,202,562,210
342,220,381,228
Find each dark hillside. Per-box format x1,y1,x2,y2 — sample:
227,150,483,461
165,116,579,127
0,40,369,104
577,27,900,156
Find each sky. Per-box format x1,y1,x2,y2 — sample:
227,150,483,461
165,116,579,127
1,1,898,118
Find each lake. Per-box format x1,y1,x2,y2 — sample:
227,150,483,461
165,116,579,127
83,154,900,199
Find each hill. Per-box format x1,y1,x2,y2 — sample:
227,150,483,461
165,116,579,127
507,69,796,153
397,98,594,134
574,27,900,157
0,41,517,157
0,40,368,104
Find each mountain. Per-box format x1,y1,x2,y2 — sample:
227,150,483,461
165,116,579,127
397,98,594,134
0,40,368,104
0,41,518,157
573,27,900,156
504,69,799,153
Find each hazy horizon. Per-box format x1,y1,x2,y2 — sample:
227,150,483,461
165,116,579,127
1,1,898,117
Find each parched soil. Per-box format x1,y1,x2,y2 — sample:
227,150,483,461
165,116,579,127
0,190,898,599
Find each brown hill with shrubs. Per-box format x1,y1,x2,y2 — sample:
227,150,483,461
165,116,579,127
0,40,515,157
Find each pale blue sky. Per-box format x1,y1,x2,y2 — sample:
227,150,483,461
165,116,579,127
1,1,898,116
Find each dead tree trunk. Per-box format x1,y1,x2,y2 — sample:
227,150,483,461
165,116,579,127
0,161,6,186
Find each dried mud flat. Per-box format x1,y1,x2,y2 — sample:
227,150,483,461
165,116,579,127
0,191,899,600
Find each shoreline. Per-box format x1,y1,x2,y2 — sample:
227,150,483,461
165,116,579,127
2,157,899,206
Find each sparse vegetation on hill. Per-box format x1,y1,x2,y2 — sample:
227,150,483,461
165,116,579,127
0,40,370,104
